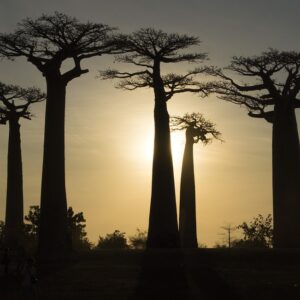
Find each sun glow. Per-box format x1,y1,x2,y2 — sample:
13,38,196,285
132,128,186,169
171,131,185,169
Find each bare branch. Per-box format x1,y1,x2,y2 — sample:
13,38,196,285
0,82,45,120
0,12,118,75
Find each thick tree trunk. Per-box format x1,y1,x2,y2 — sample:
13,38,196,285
5,117,24,246
272,102,300,248
147,100,180,248
179,129,198,248
38,76,69,259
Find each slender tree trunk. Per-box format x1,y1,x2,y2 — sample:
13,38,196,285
147,99,180,248
179,128,198,248
5,117,24,246
38,76,68,259
272,101,300,248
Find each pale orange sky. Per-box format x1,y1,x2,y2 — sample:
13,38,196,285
0,0,299,246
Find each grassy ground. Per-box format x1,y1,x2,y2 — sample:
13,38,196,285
1,248,300,299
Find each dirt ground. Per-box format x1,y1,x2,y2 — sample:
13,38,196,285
1,249,300,300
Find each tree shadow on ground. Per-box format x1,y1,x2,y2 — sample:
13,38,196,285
132,249,239,300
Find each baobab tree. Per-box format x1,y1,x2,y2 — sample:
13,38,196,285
171,113,221,248
100,28,211,248
0,12,118,259
0,82,45,247
211,49,300,248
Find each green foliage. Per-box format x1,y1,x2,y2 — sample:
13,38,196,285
23,205,92,251
96,230,128,249
234,214,273,248
129,229,147,249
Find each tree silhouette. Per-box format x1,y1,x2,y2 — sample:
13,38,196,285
0,83,44,247
234,214,273,248
67,207,92,251
100,28,211,248
171,113,221,248
96,230,128,249
211,49,300,248
0,12,118,259
129,228,147,249
24,205,91,251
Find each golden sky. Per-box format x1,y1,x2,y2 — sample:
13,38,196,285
0,0,299,246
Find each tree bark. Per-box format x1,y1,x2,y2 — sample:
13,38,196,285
147,99,180,248
5,117,24,246
38,76,68,259
179,128,198,248
272,100,300,247
147,61,180,248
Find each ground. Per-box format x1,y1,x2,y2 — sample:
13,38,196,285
1,249,300,299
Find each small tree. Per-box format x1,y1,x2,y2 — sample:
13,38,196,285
0,83,44,247
129,229,147,249
67,207,92,251
96,230,128,249
219,224,236,249
171,113,221,248
0,12,118,259
23,205,91,251
100,28,211,248
234,214,273,248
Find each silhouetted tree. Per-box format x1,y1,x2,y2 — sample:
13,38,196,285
67,207,92,251
220,224,236,249
211,49,300,248
23,205,91,251
129,228,147,249
23,205,40,250
100,28,211,248
0,83,44,247
233,214,273,248
171,113,221,248
96,230,128,249
0,12,118,259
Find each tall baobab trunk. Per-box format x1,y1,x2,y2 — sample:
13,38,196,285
5,116,24,246
147,62,180,248
147,100,180,248
272,100,300,248
179,128,198,248
39,76,68,259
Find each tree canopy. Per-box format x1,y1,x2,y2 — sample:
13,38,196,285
100,28,211,99
0,12,118,82
170,112,222,144
96,230,128,249
233,214,273,248
210,49,300,122
0,82,45,123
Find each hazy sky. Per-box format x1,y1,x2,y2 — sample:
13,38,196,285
0,0,300,246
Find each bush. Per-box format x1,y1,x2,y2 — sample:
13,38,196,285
96,230,128,249
129,229,147,249
234,214,273,248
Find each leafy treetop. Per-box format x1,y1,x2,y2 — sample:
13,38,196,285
170,112,222,144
